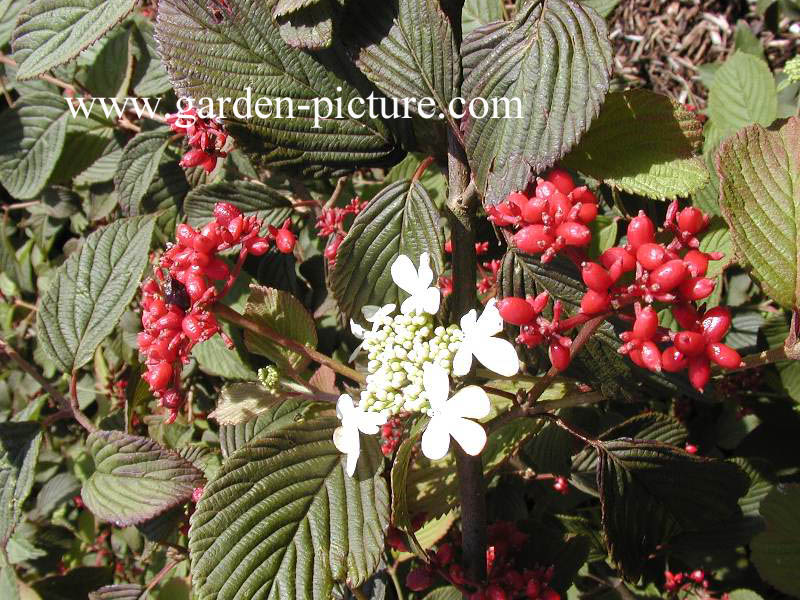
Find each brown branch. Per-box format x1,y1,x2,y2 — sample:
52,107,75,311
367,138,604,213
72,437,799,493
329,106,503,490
69,372,97,433
0,336,69,411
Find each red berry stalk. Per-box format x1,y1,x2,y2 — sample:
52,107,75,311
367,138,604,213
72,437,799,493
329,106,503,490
137,203,296,421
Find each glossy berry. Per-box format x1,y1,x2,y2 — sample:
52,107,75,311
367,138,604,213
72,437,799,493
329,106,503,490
674,331,706,356
627,213,656,250
582,262,613,292
632,306,659,340
514,225,554,254
678,276,715,301
497,297,536,326
649,259,687,292
600,247,636,272
707,342,742,369
522,197,548,224
275,226,296,254
683,249,709,277
146,361,173,392
553,476,568,494
549,342,571,371
701,306,731,342
678,207,706,235
581,290,610,315
576,201,598,224
640,341,662,372
556,221,591,246
507,192,528,209
548,192,572,219
545,168,575,194
671,303,700,331
636,243,666,270
662,346,688,372
688,356,711,390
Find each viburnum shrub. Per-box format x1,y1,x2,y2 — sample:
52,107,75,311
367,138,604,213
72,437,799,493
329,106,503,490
1,0,799,599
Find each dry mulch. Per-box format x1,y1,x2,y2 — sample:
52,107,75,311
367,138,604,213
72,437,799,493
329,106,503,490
609,0,799,107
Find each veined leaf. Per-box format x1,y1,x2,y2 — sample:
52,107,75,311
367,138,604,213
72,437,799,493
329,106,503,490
330,179,444,319
0,0,23,48
210,383,283,426
275,0,334,50
274,0,324,17
0,423,43,544
114,128,173,216
11,0,137,80
132,16,173,97
189,418,389,600
81,430,205,527
463,0,612,206
37,216,155,373
717,117,800,309
89,584,145,600
462,0,505,36
707,51,777,135
219,398,313,458
351,0,460,128
751,484,800,597
578,0,620,18
598,440,748,580
461,20,510,81
243,285,318,371
184,181,294,229
562,90,709,200
0,92,69,200
155,0,404,172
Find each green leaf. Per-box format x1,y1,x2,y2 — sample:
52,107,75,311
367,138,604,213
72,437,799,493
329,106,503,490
462,0,504,35
707,52,777,135
0,0,24,48
131,17,172,97
89,584,145,600
577,0,620,18
0,423,43,543
189,418,389,600
350,0,460,126
243,285,318,371
423,588,462,600
330,180,444,319
81,27,134,99
155,0,404,172
193,331,258,380
717,116,800,309
274,0,324,17
81,430,205,527
563,90,708,199
184,181,294,229
275,0,334,50
463,0,612,205
114,128,173,216
734,21,765,60
11,0,137,80
210,383,283,426
597,440,749,580
37,216,155,373
752,484,800,597
219,398,312,458
0,92,70,199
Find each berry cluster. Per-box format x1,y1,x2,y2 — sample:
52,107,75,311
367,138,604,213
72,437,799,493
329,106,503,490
166,107,229,173
441,240,500,298
664,569,715,598
380,414,407,456
406,522,560,600
137,203,296,421
315,197,366,267
488,169,597,263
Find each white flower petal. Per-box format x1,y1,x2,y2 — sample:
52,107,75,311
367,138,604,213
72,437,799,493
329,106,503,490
459,309,478,333
421,416,451,460
416,252,434,289
400,296,417,315
423,364,451,408
374,304,396,322
445,386,491,420
472,337,520,377
333,425,359,455
345,448,359,477
348,340,365,363
336,394,356,419
361,305,381,321
421,287,441,315
449,417,487,456
451,343,473,377
477,299,504,337
391,255,418,294
350,320,366,340
358,410,387,435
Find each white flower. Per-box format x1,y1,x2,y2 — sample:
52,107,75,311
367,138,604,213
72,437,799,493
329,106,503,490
452,298,519,377
421,364,491,460
349,303,396,362
333,394,387,476
391,253,440,316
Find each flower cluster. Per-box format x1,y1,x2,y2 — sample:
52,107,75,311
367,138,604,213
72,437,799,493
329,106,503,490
137,202,296,421
487,169,597,263
334,253,520,475
315,197,366,267
166,107,229,173
406,521,561,600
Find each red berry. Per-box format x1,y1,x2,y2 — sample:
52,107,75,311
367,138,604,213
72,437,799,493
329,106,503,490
627,213,656,250
486,584,508,600
192,233,216,254
181,148,210,168
600,247,636,272
200,222,220,247
205,258,230,281
546,168,575,194
633,306,659,340
581,290,610,315
176,223,197,247
182,315,205,343
688,356,711,390
685,443,699,454
570,186,597,205
683,250,709,277
514,225,554,254
522,196,548,224
649,259,687,292
526,579,541,599
156,311,183,331
679,277,716,301
246,237,270,256
497,297,536,326
540,589,560,600
674,331,706,356
405,567,435,592
636,243,666,270
507,191,528,209
548,192,572,219
549,342,571,371
576,201,598,224
275,227,296,254
628,346,646,368
185,273,208,303
161,389,183,410
689,569,705,584
582,262,613,292
662,346,688,372
147,361,173,391
151,338,178,362
640,341,662,372
556,221,591,246
707,342,742,369
535,180,557,199
213,202,242,226
137,332,154,351
671,303,700,331
701,307,732,342
553,476,568,493
324,235,343,262
678,207,706,235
